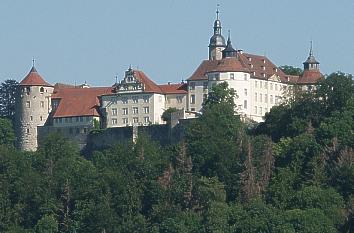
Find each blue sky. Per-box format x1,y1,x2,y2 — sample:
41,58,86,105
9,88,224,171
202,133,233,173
1,0,353,86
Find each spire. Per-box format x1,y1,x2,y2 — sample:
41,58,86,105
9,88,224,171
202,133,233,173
216,4,220,20
303,41,320,71
222,30,237,58
309,40,313,57
227,30,231,44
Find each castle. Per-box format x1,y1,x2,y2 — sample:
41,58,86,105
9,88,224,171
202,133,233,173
14,10,323,151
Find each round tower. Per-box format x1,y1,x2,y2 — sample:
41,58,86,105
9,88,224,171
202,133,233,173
208,8,226,61
15,64,54,151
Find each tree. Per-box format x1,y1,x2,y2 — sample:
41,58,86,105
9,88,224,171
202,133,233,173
161,108,178,124
279,65,303,76
0,118,16,147
186,82,243,201
0,79,18,119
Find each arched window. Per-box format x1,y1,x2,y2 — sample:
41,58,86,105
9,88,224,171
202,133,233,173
40,87,44,93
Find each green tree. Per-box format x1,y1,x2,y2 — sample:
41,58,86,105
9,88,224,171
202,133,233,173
35,215,58,233
279,65,303,76
0,118,16,146
161,107,178,124
0,79,18,119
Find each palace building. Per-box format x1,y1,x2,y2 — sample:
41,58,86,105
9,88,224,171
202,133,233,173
14,10,323,151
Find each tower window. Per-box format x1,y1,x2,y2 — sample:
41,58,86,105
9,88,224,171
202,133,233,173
26,101,31,108
30,116,33,121
26,128,30,134
40,87,44,93
40,116,43,121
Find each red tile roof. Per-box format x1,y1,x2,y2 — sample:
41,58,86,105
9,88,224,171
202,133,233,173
187,52,287,83
297,70,324,84
134,70,163,93
238,53,287,81
159,83,188,94
20,67,52,87
51,87,113,118
208,57,250,73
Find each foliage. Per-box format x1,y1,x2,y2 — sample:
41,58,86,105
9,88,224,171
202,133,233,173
0,79,18,119
279,65,303,76
161,107,178,124
0,117,16,146
1,72,354,231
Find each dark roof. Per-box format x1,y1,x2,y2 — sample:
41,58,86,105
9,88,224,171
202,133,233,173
20,66,52,87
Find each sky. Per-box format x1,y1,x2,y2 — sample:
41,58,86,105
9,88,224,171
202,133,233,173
1,0,354,86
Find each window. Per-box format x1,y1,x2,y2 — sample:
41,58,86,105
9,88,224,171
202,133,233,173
270,95,273,104
111,97,117,104
69,117,72,123
133,117,139,123
244,74,248,81
254,106,257,114
76,128,80,134
259,93,263,102
265,94,268,103
203,94,208,102
123,108,128,115
40,87,44,93
255,81,258,88
26,87,31,93
112,118,117,125
190,82,195,90
30,116,33,121
191,108,196,111
143,96,149,103
265,82,268,89
86,116,90,122
122,97,128,104
259,107,263,115
112,108,118,116
177,96,183,103
40,116,43,121
26,101,31,108
132,96,138,103
69,128,73,134
275,84,278,91
244,89,248,96
243,100,248,109
65,118,68,123
26,128,30,134
270,83,273,90
133,107,139,114
215,73,220,80
80,116,83,122
230,73,234,80
255,93,258,102
190,94,195,104
260,81,263,88
40,101,44,108
76,117,79,122
203,82,208,90
144,116,150,123
144,106,149,114
84,128,88,134
59,118,63,123
123,118,128,124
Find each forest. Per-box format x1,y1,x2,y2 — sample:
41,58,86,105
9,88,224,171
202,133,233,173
0,71,353,233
